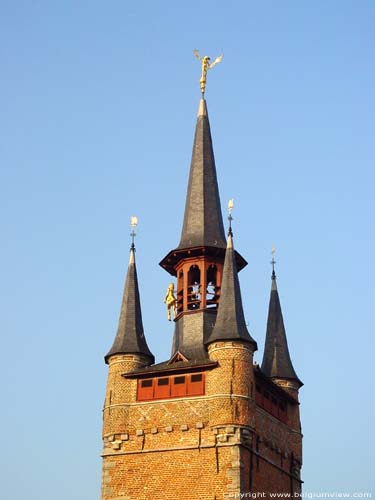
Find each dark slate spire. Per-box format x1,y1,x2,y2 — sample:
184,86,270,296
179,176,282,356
105,246,154,364
205,232,257,348
261,271,302,386
178,99,227,249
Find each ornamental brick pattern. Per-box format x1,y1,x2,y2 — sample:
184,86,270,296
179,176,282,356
101,343,302,499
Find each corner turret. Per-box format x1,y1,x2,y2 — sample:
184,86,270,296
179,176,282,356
261,258,302,392
206,231,257,349
105,228,154,365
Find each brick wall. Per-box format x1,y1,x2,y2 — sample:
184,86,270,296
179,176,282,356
101,342,302,499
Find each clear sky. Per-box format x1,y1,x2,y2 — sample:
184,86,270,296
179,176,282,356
1,1,374,499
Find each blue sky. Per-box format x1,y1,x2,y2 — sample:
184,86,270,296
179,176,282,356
1,1,374,499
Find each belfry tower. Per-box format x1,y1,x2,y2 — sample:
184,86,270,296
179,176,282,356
101,61,303,499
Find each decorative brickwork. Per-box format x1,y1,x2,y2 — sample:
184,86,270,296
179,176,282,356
101,342,302,499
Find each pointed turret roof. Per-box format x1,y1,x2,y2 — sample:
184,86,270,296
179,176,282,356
261,271,302,386
178,99,227,249
105,246,154,364
205,232,257,348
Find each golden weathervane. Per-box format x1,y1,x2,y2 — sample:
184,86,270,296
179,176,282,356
130,215,138,249
193,50,223,97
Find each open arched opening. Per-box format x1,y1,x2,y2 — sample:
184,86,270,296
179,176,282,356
206,264,218,308
187,265,201,310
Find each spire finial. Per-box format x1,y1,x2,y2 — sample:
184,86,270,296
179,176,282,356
271,245,276,279
130,216,138,251
193,50,223,97
227,199,234,237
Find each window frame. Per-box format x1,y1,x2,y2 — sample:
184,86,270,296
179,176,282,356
137,373,205,401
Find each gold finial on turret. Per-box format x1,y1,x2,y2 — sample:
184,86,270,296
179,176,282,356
130,215,138,250
271,245,276,277
193,50,223,97
227,198,234,236
228,198,234,215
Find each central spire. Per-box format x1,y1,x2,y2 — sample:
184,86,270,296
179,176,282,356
160,94,247,360
178,99,227,250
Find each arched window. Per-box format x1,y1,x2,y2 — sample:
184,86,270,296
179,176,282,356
187,265,201,310
206,264,218,308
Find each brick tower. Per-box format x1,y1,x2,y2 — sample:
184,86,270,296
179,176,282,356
101,96,303,499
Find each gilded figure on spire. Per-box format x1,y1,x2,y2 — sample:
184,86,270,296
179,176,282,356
193,50,223,97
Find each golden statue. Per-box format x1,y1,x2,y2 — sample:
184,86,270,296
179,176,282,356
193,50,223,96
164,283,177,321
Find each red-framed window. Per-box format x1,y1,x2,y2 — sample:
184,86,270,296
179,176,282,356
138,379,153,401
188,373,205,395
255,383,288,424
154,377,170,399
137,373,205,401
170,375,186,397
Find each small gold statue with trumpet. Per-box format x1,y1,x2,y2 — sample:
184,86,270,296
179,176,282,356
164,283,177,321
193,49,223,97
